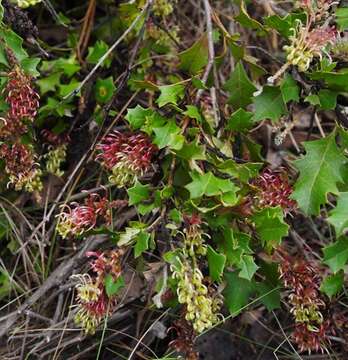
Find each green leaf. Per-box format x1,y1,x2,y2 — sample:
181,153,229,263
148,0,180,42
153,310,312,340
21,58,41,77
185,171,238,199
304,94,321,106
252,206,289,250
157,83,185,107
235,2,265,34
118,227,141,246
318,89,337,110
253,85,287,123
224,271,255,316
105,274,125,297
174,141,206,161
239,255,259,280
153,120,184,150
95,77,116,104
134,231,150,258
291,133,347,215
223,62,256,109
183,105,202,123
87,40,111,68
323,237,348,273
37,72,61,94
336,7,348,31
125,105,153,129
179,36,209,75
280,74,299,103
127,181,150,206
207,245,226,281
227,108,253,132
327,192,348,236
320,271,344,298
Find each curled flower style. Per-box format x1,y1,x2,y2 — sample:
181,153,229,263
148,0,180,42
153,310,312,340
56,193,127,238
44,144,67,177
4,67,40,121
253,168,296,212
284,22,336,72
278,250,332,353
73,248,124,334
0,142,42,192
16,0,42,8
183,214,208,257
96,131,157,187
0,116,28,140
153,0,174,17
171,257,222,333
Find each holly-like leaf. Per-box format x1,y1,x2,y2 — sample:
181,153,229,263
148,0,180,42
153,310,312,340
238,255,259,281
87,40,111,68
179,36,208,75
185,171,238,199
318,89,337,110
134,231,150,258
105,274,125,297
280,74,299,103
223,62,256,109
327,192,348,236
291,133,347,215
125,105,153,129
157,83,185,107
224,271,255,316
320,271,344,299
252,206,289,251
207,245,226,282
127,181,150,206
323,237,348,273
37,72,62,95
253,85,287,123
183,105,202,123
153,120,184,150
227,108,253,132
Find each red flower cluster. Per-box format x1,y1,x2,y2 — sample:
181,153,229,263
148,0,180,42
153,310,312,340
4,68,40,121
278,250,332,353
74,248,124,334
57,193,127,238
307,26,337,52
253,169,296,211
0,142,42,192
96,131,157,187
0,63,41,192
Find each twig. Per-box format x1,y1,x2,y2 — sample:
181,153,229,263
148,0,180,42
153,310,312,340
64,0,153,100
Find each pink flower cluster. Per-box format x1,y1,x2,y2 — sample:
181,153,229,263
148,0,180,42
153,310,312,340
253,169,297,211
278,250,333,353
57,193,127,238
96,131,157,186
74,249,124,334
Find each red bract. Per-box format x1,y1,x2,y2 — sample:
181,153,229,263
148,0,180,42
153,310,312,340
96,131,157,186
4,68,40,121
254,169,297,211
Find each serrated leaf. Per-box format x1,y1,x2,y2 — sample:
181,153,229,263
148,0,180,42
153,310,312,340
252,206,289,251
179,36,208,75
223,271,255,316
318,89,337,110
153,120,184,150
105,274,125,297
134,231,150,258
86,40,111,68
183,105,202,122
207,245,226,281
157,83,185,107
291,133,347,215
127,181,150,206
227,108,253,132
238,255,258,280
327,192,348,236
125,105,153,129
253,85,287,123
280,74,299,103
37,72,61,94
323,237,348,273
320,271,344,298
174,141,206,161
223,62,256,109
185,171,238,199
